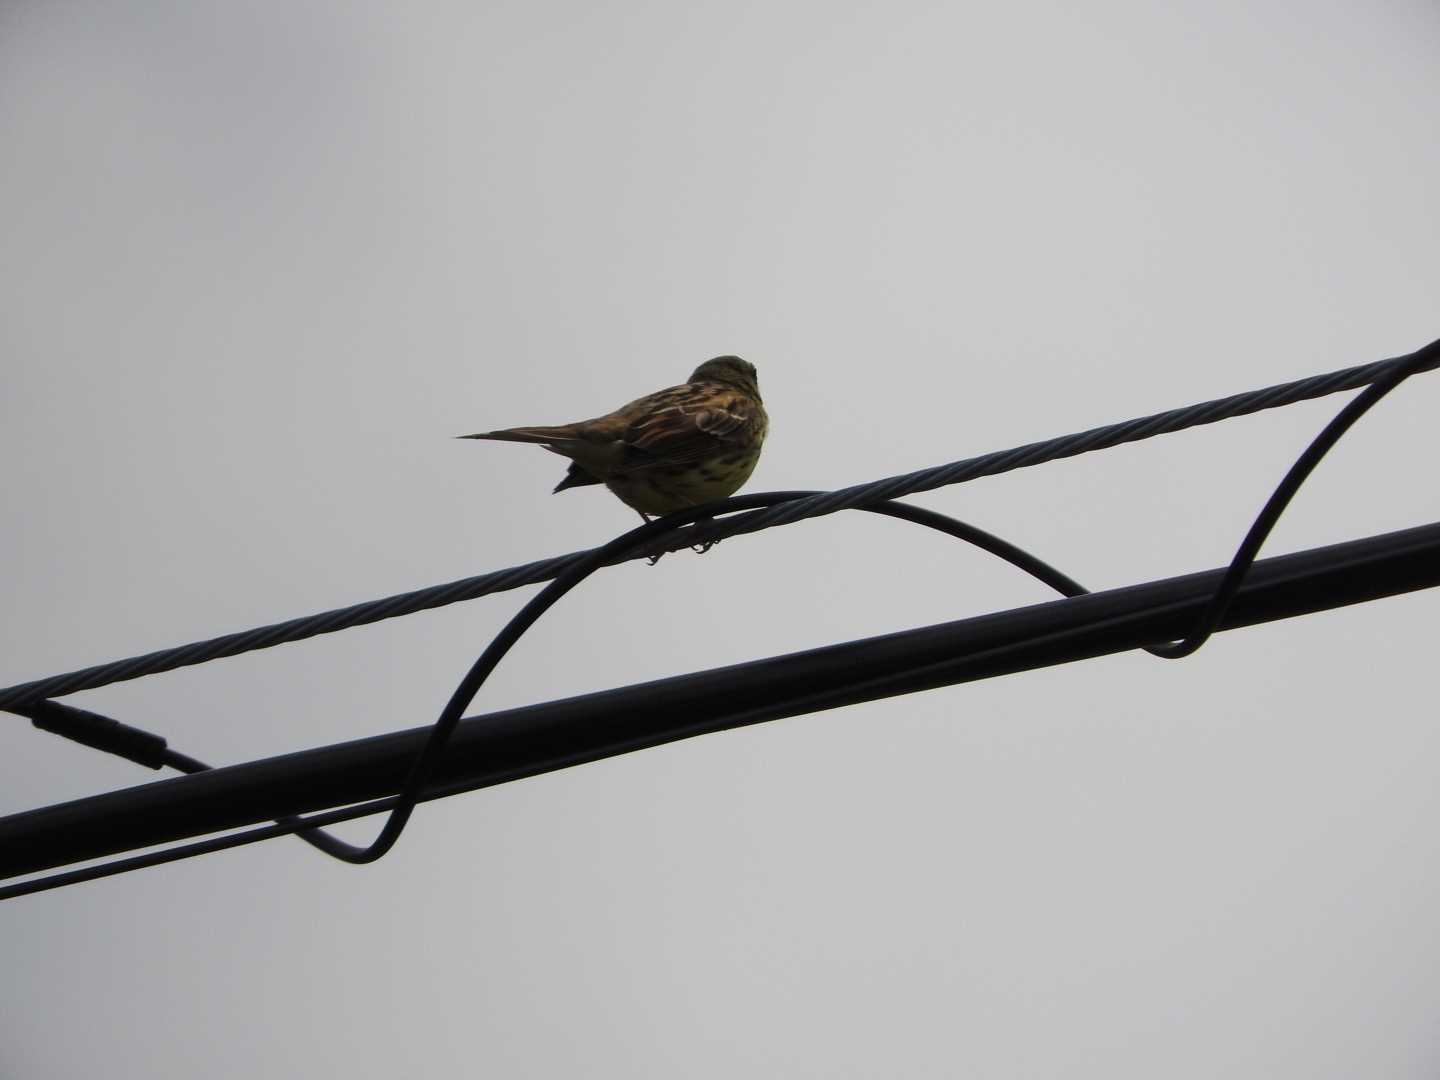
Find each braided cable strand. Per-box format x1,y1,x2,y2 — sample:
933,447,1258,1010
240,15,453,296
709,355,1420,539
1,340,1435,712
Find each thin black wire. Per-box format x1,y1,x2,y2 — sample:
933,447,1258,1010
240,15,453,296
3,343,1432,900
2,337,1435,712
1149,351,1433,658
5,498,1090,873
214,494,1093,865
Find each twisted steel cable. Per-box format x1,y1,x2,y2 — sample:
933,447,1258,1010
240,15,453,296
1,338,1435,712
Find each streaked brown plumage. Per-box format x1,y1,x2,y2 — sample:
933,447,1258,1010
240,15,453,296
459,356,768,521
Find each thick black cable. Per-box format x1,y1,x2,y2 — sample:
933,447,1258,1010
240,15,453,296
5,515,1435,899
6,594,1176,901
1,337,1435,712
0,560,1353,900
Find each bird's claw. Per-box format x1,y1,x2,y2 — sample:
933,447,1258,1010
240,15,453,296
644,539,718,564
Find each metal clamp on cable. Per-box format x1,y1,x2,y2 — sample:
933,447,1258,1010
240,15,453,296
18,700,170,771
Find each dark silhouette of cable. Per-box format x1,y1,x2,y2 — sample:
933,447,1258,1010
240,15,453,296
1,337,1435,713
5,336,1433,902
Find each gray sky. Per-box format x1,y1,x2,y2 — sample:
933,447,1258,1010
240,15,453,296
4,2,1439,1076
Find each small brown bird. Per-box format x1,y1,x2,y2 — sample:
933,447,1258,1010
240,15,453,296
459,356,768,524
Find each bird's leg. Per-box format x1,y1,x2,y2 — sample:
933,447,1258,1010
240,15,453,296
639,512,666,566
690,516,720,555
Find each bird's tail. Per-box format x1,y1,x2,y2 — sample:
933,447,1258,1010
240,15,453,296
456,424,581,444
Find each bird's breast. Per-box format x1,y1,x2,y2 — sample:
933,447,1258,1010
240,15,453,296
607,450,761,515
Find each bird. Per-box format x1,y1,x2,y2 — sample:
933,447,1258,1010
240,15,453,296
458,356,768,533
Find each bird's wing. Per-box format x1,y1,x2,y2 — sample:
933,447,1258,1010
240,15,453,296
621,386,762,468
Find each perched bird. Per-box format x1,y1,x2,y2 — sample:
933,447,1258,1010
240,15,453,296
459,356,768,525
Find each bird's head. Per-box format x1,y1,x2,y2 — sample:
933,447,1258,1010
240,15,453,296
690,355,760,396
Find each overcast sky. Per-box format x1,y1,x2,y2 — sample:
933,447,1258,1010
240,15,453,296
4,2,1440,1076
